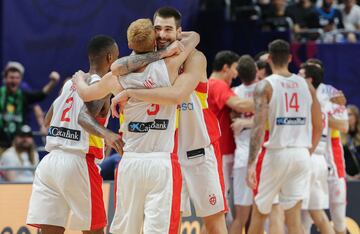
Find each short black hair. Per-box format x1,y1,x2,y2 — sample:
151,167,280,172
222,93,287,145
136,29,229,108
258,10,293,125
256,60,272,76
212,50,240,72
304,64,324,88
87,35,116,60
268,39,290,67
237,55,257,84
306,58,324,69
153,7,182,28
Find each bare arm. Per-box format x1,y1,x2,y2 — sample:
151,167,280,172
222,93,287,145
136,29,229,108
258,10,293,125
246,80,271,189
309,84,323,154
126,51,206,105
74,72,119,102
111,42,184,76
248,80,271,166
42,71,60,94
226,96,254,113
44,105,54,128
78,98,123,154
329,91,346,106
328,116,349,133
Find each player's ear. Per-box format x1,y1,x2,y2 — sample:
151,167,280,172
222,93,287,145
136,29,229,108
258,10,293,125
176,26,182,39
288,54,292,63
106,53,112,64
222,64,229,72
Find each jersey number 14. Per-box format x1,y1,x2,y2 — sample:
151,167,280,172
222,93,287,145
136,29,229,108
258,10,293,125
285,92,299,112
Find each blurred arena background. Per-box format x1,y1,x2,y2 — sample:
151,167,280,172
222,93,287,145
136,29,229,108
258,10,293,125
0,0,359,233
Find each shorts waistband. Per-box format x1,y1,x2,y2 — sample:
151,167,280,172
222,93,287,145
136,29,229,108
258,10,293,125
123,151,172,159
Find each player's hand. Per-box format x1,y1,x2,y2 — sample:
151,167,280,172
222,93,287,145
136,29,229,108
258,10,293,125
111,90,129,118
231,118,245,135
330,91,346,106
49,71,60,82
104,132,124,156
246,163,257,189
162,40,185,58
72,70,88,85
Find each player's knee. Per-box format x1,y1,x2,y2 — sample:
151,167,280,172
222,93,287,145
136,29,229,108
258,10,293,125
203,212,227,234
40,225,65,234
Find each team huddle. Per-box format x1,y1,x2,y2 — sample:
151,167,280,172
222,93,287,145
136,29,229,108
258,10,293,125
25,6,348,234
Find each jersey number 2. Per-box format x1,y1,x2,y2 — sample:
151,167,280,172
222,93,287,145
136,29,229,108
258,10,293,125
285,92,299,112
61,97,74,122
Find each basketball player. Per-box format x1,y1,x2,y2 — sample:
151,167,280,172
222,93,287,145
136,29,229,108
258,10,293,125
74,18,199,233
26,32,184,234
299,64,334,234
26,35,124,234
229,55,258,234
246,39,322,234
111,7,251,234
303,59,349,234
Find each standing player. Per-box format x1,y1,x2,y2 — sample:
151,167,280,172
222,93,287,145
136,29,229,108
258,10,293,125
74,19,200,233
299,64,334,234
110,7,252,234
26,35,124,234
229,55,258,234
246,39,322,234
304,58,349,234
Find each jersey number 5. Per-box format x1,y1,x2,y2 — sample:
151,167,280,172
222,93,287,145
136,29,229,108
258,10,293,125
61,97,74,122
285,92,299,112
147,104,160,115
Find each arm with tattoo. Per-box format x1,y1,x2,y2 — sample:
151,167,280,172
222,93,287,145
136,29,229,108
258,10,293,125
78,96,123,154
247,80,271,166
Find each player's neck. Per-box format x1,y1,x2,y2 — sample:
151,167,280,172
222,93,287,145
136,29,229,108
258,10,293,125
88,65,108,77
271,67,292,78
210,72,226,80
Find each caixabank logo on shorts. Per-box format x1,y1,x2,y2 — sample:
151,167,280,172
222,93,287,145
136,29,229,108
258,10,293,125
276,117,306,125
128,119,169,133
48,126,81,141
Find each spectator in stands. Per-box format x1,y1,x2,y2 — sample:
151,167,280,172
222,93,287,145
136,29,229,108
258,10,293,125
262,0,288,19
316,0,344,32
340,0,360,31
286,0,319,32
0,125,39,182
0,61,60,154
342,105,360,179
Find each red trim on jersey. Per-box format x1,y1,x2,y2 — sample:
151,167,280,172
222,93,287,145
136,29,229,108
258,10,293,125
254,130,270,196
168,152,182,234
86,156,107,230
172,129,179,154
331,138,345,178
213,140,228,213
114,162,119,209
203,109,221,143
95,117,107,125
195,81,207,93
87,146,104,159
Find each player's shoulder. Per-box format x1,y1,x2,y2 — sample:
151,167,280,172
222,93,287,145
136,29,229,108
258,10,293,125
187,49,206,63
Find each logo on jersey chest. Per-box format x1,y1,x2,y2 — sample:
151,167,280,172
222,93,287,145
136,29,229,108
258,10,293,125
178,102,194,111
143,77,156,88
276,117,306,125
128,119,169,133
48,126,81,141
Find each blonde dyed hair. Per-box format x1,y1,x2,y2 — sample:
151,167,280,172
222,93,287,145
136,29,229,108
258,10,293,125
127,18,155,53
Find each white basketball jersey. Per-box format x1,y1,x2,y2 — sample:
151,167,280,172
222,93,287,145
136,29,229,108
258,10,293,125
119,60,177,153
233,83,256,168
264,74,312,149
46,75,104,155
